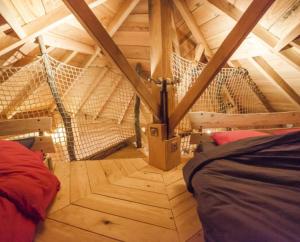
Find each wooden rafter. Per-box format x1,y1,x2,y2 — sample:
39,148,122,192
172,0,212,58
207,0,300,71
106,0,140,36
62,0,160,120
0,0,106,57
0,1,26,39
43,32,96,54
250,56,300,109
169,0,275,131
50,0,141,113
171,9,181,55
275,22,300,51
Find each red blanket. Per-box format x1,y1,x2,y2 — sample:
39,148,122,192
0,140,60,242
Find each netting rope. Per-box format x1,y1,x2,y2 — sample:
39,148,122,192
0,54,136,161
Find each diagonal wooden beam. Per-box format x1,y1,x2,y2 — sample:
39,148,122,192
207,0,300,71
62,0,160,120
106,0,140,36
172,0,212,58
250,56,300,110
50,0,140,113
0,0,106,57
275,22,300,51
169,0,275,131
0,1,26,39
43,32,96,54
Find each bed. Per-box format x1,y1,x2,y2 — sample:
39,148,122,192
0,118,60,242
183,112,300,242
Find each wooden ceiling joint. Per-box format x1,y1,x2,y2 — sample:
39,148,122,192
169,0,275,131
207,0,300,71
62,0,161,120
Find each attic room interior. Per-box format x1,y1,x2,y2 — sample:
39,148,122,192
0,0,300,241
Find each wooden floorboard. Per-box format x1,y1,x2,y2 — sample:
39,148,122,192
48,205,179,242
36,146,202,242
73,193,176,229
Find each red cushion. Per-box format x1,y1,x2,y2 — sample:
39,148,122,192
212,130,270,145
272,128,300,135
0,140,60,221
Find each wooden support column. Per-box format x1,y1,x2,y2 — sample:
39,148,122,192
149,0,173,80
148,0,180,170
38,35,76,161
169,0,275,131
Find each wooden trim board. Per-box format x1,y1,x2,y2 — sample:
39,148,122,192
189,111,300,129
0,117,52,136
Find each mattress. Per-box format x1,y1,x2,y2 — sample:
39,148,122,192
183,131,300,242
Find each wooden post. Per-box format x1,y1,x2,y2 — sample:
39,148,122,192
148,0,180,170
37,35,76,161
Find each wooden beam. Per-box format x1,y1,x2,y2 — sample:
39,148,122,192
275,23,300,51
148,0,173,79
194,44,204,62
189,111,300,129
207,0,300,71
172,0,212,58
50,0,139,112
43,32,96,54
250,56,300,109
2,41,36,67
0,1,26,39
171,8,181,55
62,0,160,120
106,0,140,36
0,117,52,136
0,0,106,57
169,0,275,131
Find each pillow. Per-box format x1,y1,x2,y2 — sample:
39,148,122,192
212,130,270,145
0,140,60,221
272,128,300,135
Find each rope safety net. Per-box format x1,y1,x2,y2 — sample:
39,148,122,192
0,54,136,161
171,53,269,153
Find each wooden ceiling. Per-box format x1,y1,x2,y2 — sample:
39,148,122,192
0,0,299,113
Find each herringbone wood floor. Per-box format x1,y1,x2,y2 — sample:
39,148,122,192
35,146,204,242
